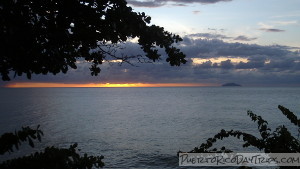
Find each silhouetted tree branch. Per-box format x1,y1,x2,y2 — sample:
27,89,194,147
180,105,300,168
0,0,187,81
0,125,43,155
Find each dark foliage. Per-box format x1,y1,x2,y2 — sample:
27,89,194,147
0,126,104,169
0,125,43,155
180,105,299,168
0,0,186,81
278,105,300,127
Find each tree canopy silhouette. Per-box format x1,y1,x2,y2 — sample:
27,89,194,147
0,0,187,81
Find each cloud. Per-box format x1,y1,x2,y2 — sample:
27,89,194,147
178,36,300,86
259,28,285,32
257,22,286,33
235,60,265,69
192,10,201,14
180,37,292,59
126,0,164,7
173,3,187,6
271,20,298,26
233,35,258,41
188,33,258,42
220,59,234,69
127,0,233,7
189,33,232,39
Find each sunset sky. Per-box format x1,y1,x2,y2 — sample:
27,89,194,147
2,0,300,87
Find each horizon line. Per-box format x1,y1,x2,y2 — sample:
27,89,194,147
4,82,219,88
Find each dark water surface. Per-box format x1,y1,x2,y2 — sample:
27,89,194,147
0,87,299,168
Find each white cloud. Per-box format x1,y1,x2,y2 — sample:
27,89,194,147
271,20,299,26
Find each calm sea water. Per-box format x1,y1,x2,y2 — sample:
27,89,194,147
0,87,299,168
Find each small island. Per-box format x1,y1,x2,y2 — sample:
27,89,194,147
222,83,241,87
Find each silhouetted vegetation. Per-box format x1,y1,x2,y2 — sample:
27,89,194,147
0,0,186,81
182,105,299,168
0,125,43,155
0,126,104,169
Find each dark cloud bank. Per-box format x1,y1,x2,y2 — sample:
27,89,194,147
5,34,300,87
259,28,285,32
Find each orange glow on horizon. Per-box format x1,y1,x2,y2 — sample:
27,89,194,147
5,82,217,88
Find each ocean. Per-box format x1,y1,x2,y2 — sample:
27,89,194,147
0,87,299,168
